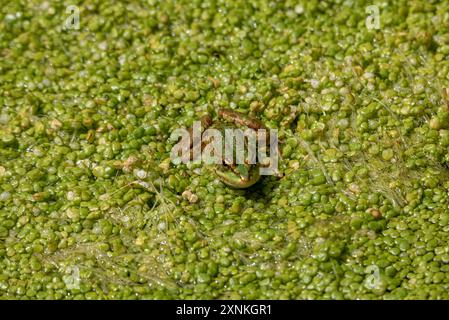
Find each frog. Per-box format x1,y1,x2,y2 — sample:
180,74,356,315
186,109,273,189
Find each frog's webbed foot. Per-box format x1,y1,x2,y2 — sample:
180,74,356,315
218,109,266,130
184,114,214,161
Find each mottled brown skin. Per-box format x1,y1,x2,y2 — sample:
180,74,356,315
186,109,268,188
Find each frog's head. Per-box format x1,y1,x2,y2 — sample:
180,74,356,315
215,163,261,189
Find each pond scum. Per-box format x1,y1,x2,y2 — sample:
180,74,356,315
1,0,449,299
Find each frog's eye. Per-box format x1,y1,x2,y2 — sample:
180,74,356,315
236,164,249,180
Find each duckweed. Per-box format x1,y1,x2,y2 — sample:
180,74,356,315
1,0,449,300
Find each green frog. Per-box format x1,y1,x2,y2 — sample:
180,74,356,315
187,109,271,189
